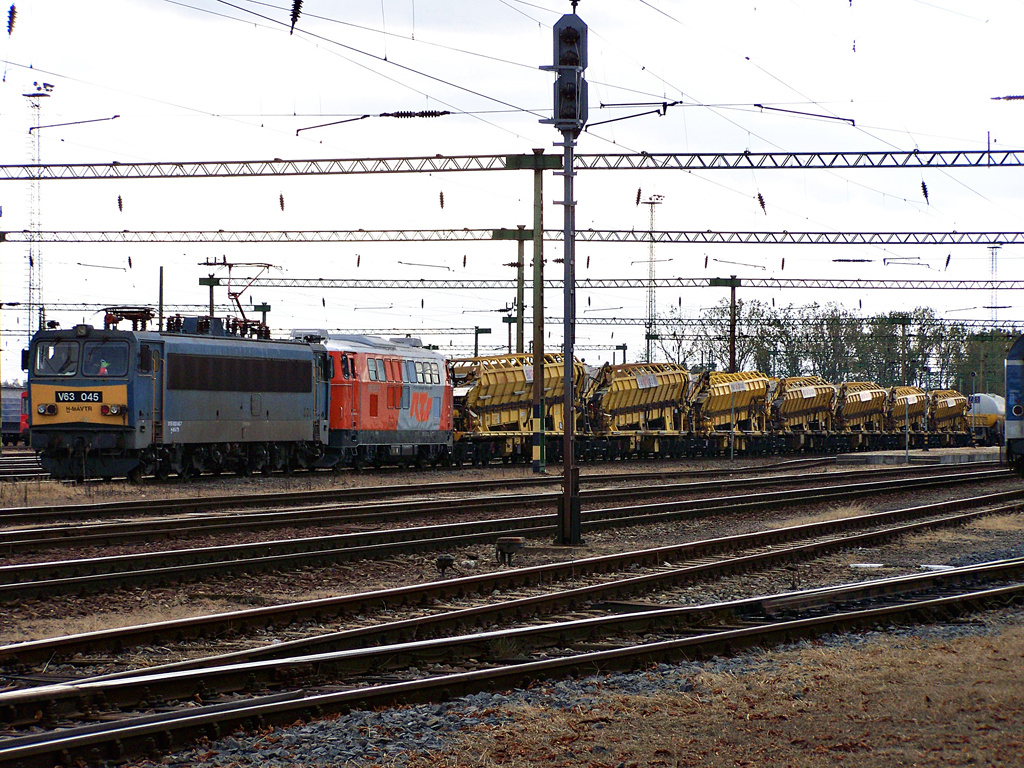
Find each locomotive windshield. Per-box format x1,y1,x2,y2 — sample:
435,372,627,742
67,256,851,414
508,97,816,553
32,340,80,377
82,340,130,377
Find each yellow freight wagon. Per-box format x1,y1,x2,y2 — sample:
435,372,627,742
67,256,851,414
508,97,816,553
688,371,770,434
927,389,969,433
836,381,889,432
584,362,689,455
768,376,836,432
450,353,587,463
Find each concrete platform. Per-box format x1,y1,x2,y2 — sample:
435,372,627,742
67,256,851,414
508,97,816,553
836,446,1002,466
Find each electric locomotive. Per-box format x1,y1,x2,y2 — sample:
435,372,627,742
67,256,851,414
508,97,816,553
1005,335,1024,474
27,313,331,480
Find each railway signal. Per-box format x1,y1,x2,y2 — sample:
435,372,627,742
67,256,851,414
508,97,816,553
542,8,589,547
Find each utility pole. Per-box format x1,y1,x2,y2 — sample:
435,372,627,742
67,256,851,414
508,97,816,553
989,243,1002,323
491,225,532,354
542,6,588,546
199,275,221,317
505,151,559,474
710,276,741,373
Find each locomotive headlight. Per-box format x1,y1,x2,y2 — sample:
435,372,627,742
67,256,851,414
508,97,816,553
100,405,109,415
37,404,46,415
45,404,57,416
100,404,123,416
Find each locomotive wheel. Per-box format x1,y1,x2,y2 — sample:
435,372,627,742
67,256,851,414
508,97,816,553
127,465,144,484
154,462,170,482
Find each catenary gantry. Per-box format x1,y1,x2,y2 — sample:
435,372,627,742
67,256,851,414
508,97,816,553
1,149,1023,180
3,230,1023,245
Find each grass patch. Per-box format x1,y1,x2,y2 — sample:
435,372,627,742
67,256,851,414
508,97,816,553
399,614,1024,768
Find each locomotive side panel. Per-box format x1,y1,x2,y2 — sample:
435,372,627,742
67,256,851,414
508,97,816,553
1005,336,1024,473
162,341,319,444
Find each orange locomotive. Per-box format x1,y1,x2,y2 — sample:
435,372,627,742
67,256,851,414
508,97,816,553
307,332,454,469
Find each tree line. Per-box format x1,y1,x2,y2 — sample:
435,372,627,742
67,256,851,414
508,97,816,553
655,300,1018,397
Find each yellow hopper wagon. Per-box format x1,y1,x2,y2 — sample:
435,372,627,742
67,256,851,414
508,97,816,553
584,362,690,459
835,382,890,450
767,376,838,450
886,386,929,447
450,353,586,464
927,389,971,445
688,371,771,455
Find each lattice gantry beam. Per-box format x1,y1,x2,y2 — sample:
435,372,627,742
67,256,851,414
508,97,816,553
243,277,1024,290
4,230,1023,245
1,149,1022,180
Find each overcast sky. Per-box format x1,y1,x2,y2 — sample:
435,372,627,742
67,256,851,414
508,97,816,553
3,0,1024,379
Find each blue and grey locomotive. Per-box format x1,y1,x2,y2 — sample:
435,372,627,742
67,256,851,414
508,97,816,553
1005,335,1024,475
27,315,331,480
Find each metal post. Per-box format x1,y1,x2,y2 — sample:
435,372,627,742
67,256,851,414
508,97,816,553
558,132,581,546
730,388,736,461
532,149,547,474
905,396,910,463
158,266,164,331
516,224,526,354
729,275,737,374
199,275,221,317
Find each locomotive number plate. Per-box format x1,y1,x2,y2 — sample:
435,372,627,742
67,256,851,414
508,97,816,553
55,390,104,403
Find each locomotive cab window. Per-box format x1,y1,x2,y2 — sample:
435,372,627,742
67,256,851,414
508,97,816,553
368,358,378,381
83,341,130,377
33,340,80,377
376,359,387,382
415,361,424,383
341,354,353,380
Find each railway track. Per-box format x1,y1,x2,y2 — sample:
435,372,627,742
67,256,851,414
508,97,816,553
0,467,1007,603
0,454,46,482
1,553,1020,768
0,455,837,527
1,482,1019,668
0,461,984,553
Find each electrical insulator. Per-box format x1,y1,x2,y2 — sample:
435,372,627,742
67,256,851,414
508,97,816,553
6,4,15,36
289,0,302,34
921,181,929,204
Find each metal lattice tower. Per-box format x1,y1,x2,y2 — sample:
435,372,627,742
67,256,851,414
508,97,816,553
24,83,52,332
989,244,1002,323
642,194,663,361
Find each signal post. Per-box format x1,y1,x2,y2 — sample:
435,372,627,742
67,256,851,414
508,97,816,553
542,7,588,546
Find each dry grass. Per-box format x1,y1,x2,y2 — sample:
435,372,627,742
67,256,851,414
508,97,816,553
396,616,1024,768
0,597,242,646
778,502,873,528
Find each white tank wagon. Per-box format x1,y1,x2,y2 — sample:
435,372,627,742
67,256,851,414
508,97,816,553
966,393,1004,446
